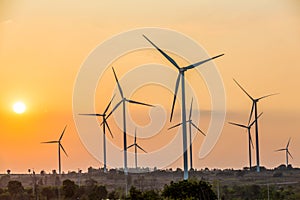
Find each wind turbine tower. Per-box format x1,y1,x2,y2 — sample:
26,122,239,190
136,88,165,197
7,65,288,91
127,128,147,169
42,125,68,174
107,67,153,175
144,34,223,179
79,96,115,172
228,113,263,169
168,98,205,170
233,79,278,172
275,138,293,167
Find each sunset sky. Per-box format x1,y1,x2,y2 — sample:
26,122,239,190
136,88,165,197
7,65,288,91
1,0,300,173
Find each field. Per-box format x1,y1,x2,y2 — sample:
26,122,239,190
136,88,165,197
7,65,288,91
1,166,300,199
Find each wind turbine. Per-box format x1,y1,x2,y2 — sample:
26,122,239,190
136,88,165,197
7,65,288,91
168,98,205,170
233,79,278,172
42,125,68,174
143,34,224,179
228,112,263,170
127,128,147,169
275,138,293,167
106,67,153,175
79,95,115,173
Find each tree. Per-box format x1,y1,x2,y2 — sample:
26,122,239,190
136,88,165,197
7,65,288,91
142,190,161,200
108,190,118,199
162,179,217,200
62,179,78,198
108,188,124,200
127,186,143,200
7,180,25,199
87,185,108,200
41,186,57,200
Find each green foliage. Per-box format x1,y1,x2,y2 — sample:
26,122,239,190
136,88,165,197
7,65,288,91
142,189,162,200
108,187,125,199
162,179,217,200
126,186,161,200
127,186,143,199
220,184,297,200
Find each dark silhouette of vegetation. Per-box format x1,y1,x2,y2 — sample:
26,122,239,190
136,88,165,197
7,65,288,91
162,179,217,200
41,186,57,200
62,179,78,198
221,184,298,200
7,180,31,200
1,167,300,199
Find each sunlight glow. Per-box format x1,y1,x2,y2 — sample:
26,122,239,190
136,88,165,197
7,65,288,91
13,101,26,114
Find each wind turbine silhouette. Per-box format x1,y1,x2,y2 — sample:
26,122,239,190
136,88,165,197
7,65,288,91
106,67,153,175
233,79,278,172
143,34,223,179
275,138,293,167
127,128,147,169
228,112,263,170
79,95,115,173
168,98,205,170
42,125,68,174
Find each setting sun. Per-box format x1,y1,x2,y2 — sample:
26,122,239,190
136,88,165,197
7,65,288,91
13,101,26,114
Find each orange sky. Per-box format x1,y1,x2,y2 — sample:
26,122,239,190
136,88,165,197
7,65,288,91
1,0,300,173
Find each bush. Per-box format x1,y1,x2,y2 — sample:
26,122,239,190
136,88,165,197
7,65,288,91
162,179,217,200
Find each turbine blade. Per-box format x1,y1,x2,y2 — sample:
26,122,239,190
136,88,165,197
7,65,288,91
78,114,104,116
126,144,134,150
106,100,123,119
189,98,193,120
191,122,206,136
60,144,68,157
104,120,114,138
41,141,58,144
143,35,180,70
257,93,279,101
112,67,124,98
183,54,224,70
248,103,255,125
228,122,248,129
249,134,254,149
127,99,154,107
170,73,181,122
233,79,254,101
104,94,116,114
137,144,147,153
275,148,286,152
286,137,291,148
168,122,183,130
59,125,67,141
249,112,263,127
287,150,293,159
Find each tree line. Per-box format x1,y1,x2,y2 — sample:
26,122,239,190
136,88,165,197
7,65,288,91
0,178,216,200
0,177,299,199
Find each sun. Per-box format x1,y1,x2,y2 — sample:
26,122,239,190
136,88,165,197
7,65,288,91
13,101,26,114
